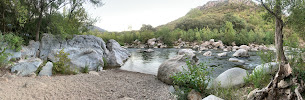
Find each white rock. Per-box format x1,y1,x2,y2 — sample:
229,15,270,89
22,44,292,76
11,58,43,77
253,62,278,75
240,45,250,51
203,51,212,56
143,49,154,53
39,62,53,76
212,68,247,88
217,52,227,57
233,49,249,57
89,71,100,76
202,95,224,100
228,58,245,64
178,49,196,57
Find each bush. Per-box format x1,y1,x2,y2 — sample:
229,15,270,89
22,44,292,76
244,68,272,88
82,65,89,73
171,60,213,95
257,50,275,63
0,48,11,68
52,49,77,75
3,33,24,51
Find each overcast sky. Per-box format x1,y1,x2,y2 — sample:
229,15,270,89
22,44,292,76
84,0,209,32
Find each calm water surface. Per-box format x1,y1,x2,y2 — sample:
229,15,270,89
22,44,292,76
120,48,262,77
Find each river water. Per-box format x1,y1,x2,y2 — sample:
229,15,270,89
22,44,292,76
120,48,262,77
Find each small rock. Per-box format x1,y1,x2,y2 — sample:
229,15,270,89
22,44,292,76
229,58,245,64
202,95,223,100
24,81,47,88
169,85,175,93
278,80,289,88
178,49,196,57
203,51,212,56
187,89,202,100
118,97,135,100
0,77,8,82
217,52,227,57
89,71,100,76
143,49,154,53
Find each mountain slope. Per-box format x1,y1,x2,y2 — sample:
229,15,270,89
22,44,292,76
157,0,271,31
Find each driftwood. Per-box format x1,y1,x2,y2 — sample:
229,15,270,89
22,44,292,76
247,63,304,100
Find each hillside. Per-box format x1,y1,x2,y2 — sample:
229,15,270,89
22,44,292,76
157,0,271,32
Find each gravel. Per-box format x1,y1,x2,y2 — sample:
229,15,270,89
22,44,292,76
0,69,175,100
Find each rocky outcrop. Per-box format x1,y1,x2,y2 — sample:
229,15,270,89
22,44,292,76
147,38,156,47
157,54,198,85
11,58,43,76
211,68,247,88
21,40,40,58
40,34,130,71
39,62,53,76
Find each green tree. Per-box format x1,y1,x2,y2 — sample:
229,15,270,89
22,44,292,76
222,21,236,45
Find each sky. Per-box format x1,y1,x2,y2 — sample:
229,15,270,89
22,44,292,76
84,0,209,32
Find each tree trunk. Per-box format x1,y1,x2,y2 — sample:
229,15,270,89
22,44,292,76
2,10,5,33
275,18,287,63
35,0,44,41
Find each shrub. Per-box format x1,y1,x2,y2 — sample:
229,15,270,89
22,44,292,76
244,68,272,88
0,48,11,68
257,50,275,63
3,33,24,51
52,49,77,75
171,60,213,95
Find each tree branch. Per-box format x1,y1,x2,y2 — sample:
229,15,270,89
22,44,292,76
260,0,282,20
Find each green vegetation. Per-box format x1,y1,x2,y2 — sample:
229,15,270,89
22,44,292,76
52,49,77,75
35,61,48,75
257,51,275,63
82,65,89,73
0,0,102,42
171,60,213,98
0,48,10,68
2,33,24,51
244,68,272,88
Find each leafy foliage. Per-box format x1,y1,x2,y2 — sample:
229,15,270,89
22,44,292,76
2,33,24,51
52,49,77,75
171,60,213,94
244,68,272,88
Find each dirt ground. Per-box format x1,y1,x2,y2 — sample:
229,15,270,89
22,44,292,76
0,69,175,100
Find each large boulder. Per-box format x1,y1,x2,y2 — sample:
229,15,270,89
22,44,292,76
157,54,198,85
5,49,21,61
39,62,53,76
233,49,249,57
106,39,131,67
40,34,64,60
11,58,43,76
211,68,247,88
178,49,196,56
48,48,104,70
253,62,278,75
21,40,40,58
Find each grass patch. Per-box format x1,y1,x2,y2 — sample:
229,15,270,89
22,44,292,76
244,68,272,89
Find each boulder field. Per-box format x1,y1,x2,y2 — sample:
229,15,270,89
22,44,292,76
7,33,130,76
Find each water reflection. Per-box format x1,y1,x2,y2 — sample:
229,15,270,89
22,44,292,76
120,48,262,77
